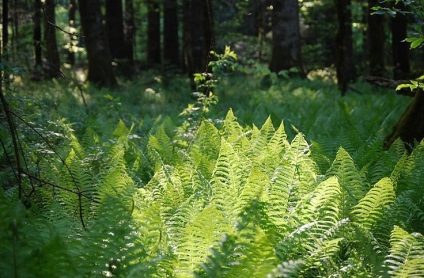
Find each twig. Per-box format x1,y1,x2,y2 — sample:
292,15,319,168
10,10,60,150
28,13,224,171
0,76,22,199
365,76,416,97
41,6,84,38
11,111,89,229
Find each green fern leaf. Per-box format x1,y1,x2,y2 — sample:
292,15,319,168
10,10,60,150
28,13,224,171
211,139,247,218
148,124,175,167
352,177,395,231
175,203,229,277
385,226,424,277
326,147,367,218
189,121,221,179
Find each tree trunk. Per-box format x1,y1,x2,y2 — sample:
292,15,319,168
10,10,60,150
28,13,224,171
2,0,9,60
32,0,43,80
335,0,356,95
367,0,385,76
124,0,135,65
43,0,61,78
269,0,302,73
147,0,161,65
391,2,409,80
105,0,126,59
163,0,179,67
67,0,77,66
183,0,214,88
78,0,117,87
385,91,424,149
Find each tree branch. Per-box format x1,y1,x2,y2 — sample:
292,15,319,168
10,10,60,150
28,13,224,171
365,76,417,97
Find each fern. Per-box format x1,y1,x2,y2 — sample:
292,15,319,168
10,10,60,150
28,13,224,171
326,147,368,218
352,177,396,231
385,226,424,277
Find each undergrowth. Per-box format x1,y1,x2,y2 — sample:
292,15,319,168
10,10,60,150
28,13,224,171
0,67,421,277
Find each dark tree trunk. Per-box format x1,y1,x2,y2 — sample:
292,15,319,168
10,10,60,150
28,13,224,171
147,0,161,65
105,0,126,59
43,0,61,78
183,0,214,88
32,0,43,80
256,0,270,61
385,91,424,149
78,0,117,87
367,0,385,76
11,0,18,59
391,3,409,80
241,0,258,36
2,0,9,60
124,0,135,65
163,0,179,66
67,0,77,66
269,0,302,73
335,0,356,95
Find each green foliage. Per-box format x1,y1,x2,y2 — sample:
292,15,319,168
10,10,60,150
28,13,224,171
0,58,420,277
2,105,424,276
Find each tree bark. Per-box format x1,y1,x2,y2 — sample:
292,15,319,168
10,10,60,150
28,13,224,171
391,2,409,80
183,0,214,88
105,0,126,59
269,0,302,74
367,0,385,76
43,0,61,78
335,0,356,95
163,0,179,67
2,0,9,60
385,91,424,149
147,0,161,65
32,0,43,80
124,0,135,65
78,0,117,87
67,0,77,66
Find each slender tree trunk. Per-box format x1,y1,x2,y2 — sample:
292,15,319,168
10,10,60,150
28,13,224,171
105,0,126,59
32,0,43,80
391,2,409,79
78,0,117,87
43,0,61,78
11,0,18,60
147,0,161,65
67,0,77,66
269,0,302,73
163,0,179,67
335,0,356,95
183,0,214,88
2,0,9,60
124,0,135,65
368,0,385,76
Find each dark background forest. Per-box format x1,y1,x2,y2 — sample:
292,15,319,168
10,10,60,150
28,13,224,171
1,0,423,86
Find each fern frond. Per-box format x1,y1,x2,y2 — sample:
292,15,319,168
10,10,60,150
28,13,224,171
221,109,250,150
175,203,229,277
112,119,131,140
308,176,341,226
189,121,221,179
249,116,275,158
264,163,293,227
352,177,395,231
148,124,176,167
385,226,424,277
194,199,277,277
326,147,367,218
210,139,248,218
267,260,303,278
